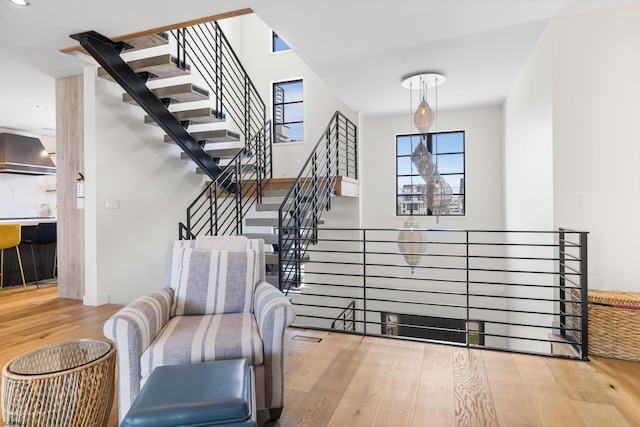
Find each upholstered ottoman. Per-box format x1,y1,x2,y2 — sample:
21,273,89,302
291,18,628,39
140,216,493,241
121,359,256,427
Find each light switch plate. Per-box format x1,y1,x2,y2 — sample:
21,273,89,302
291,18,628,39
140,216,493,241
105,199,120,209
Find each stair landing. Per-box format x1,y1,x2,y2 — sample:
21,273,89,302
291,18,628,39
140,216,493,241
205,176,360,198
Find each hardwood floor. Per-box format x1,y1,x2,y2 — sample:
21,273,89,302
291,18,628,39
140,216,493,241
1,285,639,426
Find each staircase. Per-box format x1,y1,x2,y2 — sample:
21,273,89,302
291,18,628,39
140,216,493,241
239,112,358,292
70,20,357,295
72,18,269,198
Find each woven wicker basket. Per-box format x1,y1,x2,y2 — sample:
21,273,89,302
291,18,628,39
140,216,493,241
589,290,640,362
1,339,116,427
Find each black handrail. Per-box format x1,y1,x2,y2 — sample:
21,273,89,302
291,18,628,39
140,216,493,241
286,226,589,360
179,121,272,239
172,21,272,238
331,300,357,331
278,111,357,293
173,22,266,143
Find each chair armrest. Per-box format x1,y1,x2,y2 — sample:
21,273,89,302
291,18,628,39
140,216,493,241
103,287,173,421
254,281,295,332
253,282,295,408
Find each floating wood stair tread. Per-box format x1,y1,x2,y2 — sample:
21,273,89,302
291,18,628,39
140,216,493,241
78,33,169,56
196,163,254,175
123,83,209,105
164,129,241,144
263,189,291,198
180,147,242,160
255,203,283,212
122,32,170,51
245,217,279,227
243,233,279,244
145,108,224,125
265,253,310,265
98,54,190,81
245,216,324,226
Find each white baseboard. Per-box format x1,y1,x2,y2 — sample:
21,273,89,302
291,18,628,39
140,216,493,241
83,292,110,306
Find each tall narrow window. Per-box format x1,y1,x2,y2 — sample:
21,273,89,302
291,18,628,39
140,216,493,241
272,32,291,53
273,80,303,143
396,130,465,216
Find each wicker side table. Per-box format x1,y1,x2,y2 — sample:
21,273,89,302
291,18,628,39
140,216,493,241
1,339,116,427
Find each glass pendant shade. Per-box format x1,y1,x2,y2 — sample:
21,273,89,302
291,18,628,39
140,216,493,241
413,99,433,133
397,217,427,273
423,165,453,223
410,140,434,180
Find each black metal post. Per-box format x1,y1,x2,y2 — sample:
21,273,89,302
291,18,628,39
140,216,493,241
466,230,470,348
559,228,566,338
580,231,589,360
363,228,367,336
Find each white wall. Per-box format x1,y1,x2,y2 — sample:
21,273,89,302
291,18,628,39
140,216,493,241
81,13,360,305
232,14,359,178
551,4,640,292
503,26,554,231
0,128,56,219
86,72,206,304
361,106,504,230
502,23,555,353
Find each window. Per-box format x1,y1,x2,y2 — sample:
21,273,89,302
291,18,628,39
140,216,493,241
381,312,484,345
272,31,291,53
273,80,303,142
396,130,465,216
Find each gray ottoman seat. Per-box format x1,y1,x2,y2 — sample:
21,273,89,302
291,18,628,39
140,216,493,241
121,359,255,427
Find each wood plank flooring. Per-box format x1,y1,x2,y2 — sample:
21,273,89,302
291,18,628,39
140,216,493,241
1,285,639,426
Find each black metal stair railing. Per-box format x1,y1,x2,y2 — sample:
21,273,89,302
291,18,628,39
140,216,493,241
172,22,266,146
278,111,358,293
179,120,272,239
70,31,226,183
291,227,588,360
173,21,271,238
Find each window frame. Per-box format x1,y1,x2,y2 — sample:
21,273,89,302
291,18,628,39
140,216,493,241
272,79,304,143
271,31,291,53
396,130,466,217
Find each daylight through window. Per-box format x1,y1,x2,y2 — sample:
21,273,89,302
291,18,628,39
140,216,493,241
396,131,465,216
273,80,304,143
272,32,291,53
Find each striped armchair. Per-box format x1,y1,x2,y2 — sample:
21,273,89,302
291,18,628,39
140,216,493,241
104,237,295,422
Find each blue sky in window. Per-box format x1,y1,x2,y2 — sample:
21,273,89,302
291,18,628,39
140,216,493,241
281,81,303,102
273,32,291,52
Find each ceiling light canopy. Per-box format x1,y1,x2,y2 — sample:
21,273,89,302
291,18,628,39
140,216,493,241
9,0,29,6
402,72,445,133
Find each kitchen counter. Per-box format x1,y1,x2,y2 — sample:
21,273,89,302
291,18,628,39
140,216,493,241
0,217,56,226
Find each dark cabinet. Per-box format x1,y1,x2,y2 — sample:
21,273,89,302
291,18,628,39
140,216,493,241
1,224,56,286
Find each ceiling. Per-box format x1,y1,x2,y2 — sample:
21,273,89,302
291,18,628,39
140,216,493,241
1,0,638,137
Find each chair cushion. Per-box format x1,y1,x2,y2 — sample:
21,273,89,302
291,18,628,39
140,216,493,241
169,247,259,316
140,312,264,379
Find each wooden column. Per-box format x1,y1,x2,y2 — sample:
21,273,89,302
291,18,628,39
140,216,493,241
55,75,84,299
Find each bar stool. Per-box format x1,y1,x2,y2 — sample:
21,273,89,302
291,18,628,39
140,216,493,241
0,224,26,288
21,222,56,286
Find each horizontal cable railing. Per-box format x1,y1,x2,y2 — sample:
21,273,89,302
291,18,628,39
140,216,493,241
179,121,272,239
278,112,357,292
284,227,588,359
